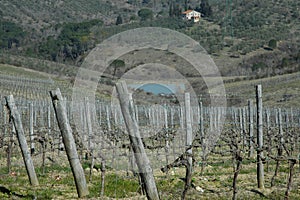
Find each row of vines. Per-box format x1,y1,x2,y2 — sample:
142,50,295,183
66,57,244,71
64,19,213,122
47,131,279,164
0,83,300,199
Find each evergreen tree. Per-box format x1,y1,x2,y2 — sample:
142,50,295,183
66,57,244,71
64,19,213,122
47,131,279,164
169,1,174,17
173,4,182,17
116,15,123,25
268,39,277,49
200,0,212,17
169,1,181,17
142,0,151,4
184,0,188,11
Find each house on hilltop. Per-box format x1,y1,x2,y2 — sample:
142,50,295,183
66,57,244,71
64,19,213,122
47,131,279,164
182,10,201,22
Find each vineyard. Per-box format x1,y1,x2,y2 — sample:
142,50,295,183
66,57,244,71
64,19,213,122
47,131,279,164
0,69,299,200
0,0,299,199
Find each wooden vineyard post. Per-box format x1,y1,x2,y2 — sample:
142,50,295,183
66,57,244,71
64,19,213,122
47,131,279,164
164,105,170,166
50,88,89,198
135,105,139,124
278,109,284,153
265,108,271,172
182,93,193,200
116,81,160,200
209,107,213,132
239,108,243,149
29,102,35,154
3,104,12,173
271,108,284,187
242,107,247,150
199,102,204,144
248,100,254,158
256,85,264,189
180,106,184,130
85,97,95,182
233,108,238,129
106,105,111,131
47,104,53,152
5,95,39,186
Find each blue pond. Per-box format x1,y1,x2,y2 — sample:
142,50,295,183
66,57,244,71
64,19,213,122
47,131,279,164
129,83,184,95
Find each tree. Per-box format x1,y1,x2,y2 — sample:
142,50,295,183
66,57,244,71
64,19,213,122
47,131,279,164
173,4,182,17
200,0,212,17
268,39,277,49
281,57,290,68
0,21,26,49
111,59,125,77
184,0,187,10
39,19,102,62
138,8,153,21
169,2,182,18
129,15,138,21
169,2,174,17
142,0,151,5
116,15,123,25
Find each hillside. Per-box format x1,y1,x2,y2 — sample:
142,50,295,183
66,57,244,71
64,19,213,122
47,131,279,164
1,61,300,108
0,0,299,89
1,2,300,199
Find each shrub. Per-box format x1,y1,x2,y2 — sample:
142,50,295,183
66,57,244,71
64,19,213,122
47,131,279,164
268,39,277,49
252,62,267,71
138,8,153,21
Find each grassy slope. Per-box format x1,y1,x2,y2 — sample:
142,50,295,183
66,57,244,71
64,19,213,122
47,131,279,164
0,64,73,100
1,63,300,107
225,72,300,107
0,64,51,79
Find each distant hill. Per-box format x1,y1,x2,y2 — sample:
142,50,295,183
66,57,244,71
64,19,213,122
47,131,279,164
0,0,299,78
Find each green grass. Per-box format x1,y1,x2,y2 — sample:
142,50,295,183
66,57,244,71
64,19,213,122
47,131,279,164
157,176,185,199
98,174,140,198
0,151,299,200
0,162,144,199
0,64,48,79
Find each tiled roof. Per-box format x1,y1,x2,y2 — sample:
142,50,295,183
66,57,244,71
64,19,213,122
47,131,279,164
182,10,193,14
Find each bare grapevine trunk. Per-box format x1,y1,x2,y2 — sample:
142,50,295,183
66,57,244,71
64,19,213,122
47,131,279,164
271,108,284,187
232,150,242,200
100,159,106,196
284,159,297,200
